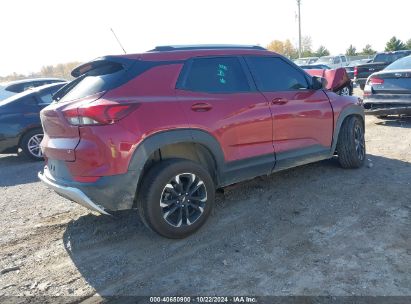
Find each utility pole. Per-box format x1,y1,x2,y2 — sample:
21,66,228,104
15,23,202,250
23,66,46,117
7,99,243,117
297,0,302,58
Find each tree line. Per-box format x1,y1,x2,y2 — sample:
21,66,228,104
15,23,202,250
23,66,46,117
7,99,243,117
0,62,81,83
2,36,411,82
267,36,411,59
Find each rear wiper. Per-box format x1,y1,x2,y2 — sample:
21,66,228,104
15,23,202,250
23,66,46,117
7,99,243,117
52,74,87,102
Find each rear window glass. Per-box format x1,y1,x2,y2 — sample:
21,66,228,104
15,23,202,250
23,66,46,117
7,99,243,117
373,53,407,63
385,56,411,70
182,57,250,93
58,62,124,102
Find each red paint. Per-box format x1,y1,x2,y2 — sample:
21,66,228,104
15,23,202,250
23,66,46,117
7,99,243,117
40,48,358,181
260,90,333,153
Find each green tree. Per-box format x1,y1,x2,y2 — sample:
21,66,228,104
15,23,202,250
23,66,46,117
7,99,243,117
361,44,377,55
406,39,411,50
385,36,406,51
346,44,357,56
315,45,330,57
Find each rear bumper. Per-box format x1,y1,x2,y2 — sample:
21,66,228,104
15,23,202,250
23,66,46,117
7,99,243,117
38,163,140,213
38,170,110,215
364,106,411,115
363,95,411,115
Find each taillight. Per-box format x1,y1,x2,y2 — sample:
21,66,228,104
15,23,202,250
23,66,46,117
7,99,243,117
369,77,384,85
63,103,137,125
354,66,358,77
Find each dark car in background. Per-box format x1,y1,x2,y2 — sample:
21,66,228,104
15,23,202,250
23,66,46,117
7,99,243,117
354,51,411,90
345,59,372,80
0,78,66,100
0,82,67,160
363,55,411,117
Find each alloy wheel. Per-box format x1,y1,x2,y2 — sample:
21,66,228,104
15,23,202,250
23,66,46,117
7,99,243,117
340,86,350,96
27,134,43,158
354,124,365,161
160,173,207,227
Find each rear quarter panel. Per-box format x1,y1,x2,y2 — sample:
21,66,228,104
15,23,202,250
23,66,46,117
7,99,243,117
67,63,189,177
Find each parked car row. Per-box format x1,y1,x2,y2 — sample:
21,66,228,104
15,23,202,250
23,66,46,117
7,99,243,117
353,50,411,90
5,45,408,238
363,55,411,117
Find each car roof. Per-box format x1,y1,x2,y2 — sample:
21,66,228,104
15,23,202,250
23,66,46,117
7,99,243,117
2,77,66,87
110,45,276,61
0,82,67,103
149,44,266,52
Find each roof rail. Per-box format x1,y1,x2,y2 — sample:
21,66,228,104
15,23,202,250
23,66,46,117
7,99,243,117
149,44,266,52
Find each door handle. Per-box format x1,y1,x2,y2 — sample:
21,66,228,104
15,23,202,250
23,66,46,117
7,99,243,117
191,103,213,112
271,98,288,105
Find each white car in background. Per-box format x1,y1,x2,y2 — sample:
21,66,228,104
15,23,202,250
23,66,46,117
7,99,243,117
294,57,319,65
317,55,349,69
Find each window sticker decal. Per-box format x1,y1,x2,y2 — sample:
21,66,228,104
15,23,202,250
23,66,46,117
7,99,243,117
217,64,228,84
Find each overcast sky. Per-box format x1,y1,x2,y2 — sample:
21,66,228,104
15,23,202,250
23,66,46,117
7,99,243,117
1,0,410,76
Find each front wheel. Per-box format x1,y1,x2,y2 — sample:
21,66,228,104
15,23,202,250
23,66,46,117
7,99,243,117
338,86,351,96
137,159,215,238
336,116,365,168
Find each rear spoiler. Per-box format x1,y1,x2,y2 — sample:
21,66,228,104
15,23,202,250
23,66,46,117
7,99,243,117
71,56,136,77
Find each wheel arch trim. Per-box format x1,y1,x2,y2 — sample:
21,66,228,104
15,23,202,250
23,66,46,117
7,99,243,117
331,104,365,155
128,129,225,184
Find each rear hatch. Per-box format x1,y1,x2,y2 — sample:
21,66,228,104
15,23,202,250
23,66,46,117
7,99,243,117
364,70,411,112
368,70,411,95
40,57,137,161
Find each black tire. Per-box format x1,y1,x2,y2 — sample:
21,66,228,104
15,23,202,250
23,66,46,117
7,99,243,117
336,116,365,168
360,84,365,91
338,86,351,96
137,159,215,238
20,129,44,161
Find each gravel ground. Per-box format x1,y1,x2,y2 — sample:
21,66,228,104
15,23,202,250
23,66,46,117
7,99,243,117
0,113,410,299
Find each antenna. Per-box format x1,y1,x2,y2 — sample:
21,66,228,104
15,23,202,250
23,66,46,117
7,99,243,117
110,28,127,54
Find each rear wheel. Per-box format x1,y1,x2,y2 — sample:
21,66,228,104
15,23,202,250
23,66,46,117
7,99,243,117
337,116,365,168
20,129,44,161
137,159,215,238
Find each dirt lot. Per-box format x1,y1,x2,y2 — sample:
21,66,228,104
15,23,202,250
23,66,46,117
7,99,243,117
0,113,410,299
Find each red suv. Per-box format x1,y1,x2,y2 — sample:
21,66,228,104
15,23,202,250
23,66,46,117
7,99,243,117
38,45,365,238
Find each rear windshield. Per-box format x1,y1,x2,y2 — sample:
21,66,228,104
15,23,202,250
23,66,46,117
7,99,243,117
316,56,333,64
385,56,411,70
373,53,408,63
57,62,125,102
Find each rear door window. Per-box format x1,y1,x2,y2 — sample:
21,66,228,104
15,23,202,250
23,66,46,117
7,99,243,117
246,56,309,91
180,57,251,93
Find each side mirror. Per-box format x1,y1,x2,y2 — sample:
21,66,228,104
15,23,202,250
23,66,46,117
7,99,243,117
312,76,328,90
